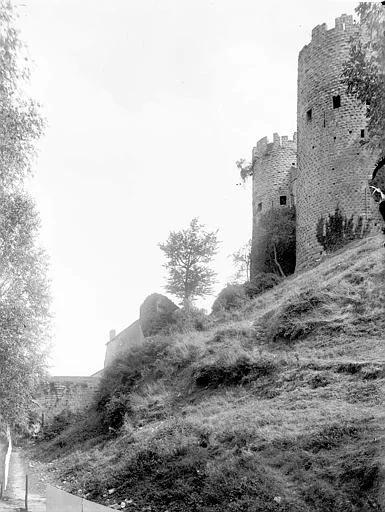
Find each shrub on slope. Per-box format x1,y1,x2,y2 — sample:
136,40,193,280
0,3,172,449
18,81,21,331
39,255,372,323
94,335,203,430
211,284,248,312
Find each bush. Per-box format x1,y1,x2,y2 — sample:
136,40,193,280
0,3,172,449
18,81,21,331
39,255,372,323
164,307,213,334
253,206,296,276
41,410,78,441
316,207,371,253
211,284,248,312
244,273,281,299
192,354,277,388
139,293,179,337
93,335,202,431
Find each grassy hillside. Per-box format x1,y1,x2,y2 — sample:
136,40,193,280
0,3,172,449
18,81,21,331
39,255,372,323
36,235,385,512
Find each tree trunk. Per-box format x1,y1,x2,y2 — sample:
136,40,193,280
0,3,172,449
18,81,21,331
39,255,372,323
273,244,286,278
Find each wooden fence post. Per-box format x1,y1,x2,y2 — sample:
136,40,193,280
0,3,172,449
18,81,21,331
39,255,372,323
25,474,28,511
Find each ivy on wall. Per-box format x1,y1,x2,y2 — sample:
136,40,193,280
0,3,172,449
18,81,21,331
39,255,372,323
316,206,371,253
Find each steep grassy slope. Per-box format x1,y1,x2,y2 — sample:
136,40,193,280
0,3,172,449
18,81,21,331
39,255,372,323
36,235,385,512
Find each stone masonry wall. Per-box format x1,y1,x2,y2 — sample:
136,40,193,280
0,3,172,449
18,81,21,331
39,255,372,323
296,14,381,270
251,133,297,276
36,376,101,424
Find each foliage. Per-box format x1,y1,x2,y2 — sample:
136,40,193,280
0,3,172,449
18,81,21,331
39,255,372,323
244,272,281,299
342,3,385,158
211,284,248,313
167,307,212,333
236,158,253,181
256,206,296,277
0,2,49,427
373,163,385,190
230,240,251,283
193,354,277,389
139,293,179,337
40,410,78,441
316,207,371,253
159,218,219,306
94,336,201,431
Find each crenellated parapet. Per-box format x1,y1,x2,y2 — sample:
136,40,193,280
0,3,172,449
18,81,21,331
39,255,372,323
299,14,357,62
252,132,297,161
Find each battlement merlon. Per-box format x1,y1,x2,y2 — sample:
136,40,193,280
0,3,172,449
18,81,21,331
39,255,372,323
335,14,354,31
300,13,356,57
252,132,297,160
311,14,354,39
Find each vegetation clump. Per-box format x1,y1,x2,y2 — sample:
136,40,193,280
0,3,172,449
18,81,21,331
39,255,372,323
193,354,277,389
211,284,248,312
255,206,296,277
244,272,281,299
316,207,371,253
139,293,179,337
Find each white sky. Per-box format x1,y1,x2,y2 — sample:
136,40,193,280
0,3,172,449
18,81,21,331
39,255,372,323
15,0,358,376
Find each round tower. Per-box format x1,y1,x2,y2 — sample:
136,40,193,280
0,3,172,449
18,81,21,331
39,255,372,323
251,132,297,277
296,14,380,270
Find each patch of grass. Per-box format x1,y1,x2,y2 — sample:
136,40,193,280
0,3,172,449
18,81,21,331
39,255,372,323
32,235,385,511
48,414,382,512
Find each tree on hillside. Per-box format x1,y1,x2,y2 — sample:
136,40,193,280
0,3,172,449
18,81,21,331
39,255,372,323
230,240,252,283
257,207,296,278
0,1,49,443
159,218,219,307
342,3,385,160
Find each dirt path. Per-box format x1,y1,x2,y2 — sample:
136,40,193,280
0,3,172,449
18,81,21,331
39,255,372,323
0,448,45,512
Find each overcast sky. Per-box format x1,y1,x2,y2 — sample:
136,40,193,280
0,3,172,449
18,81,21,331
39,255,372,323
16,0,358,376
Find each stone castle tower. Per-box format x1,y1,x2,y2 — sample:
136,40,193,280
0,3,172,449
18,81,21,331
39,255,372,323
250,14,381,276
296,13,380,270
251,133,297,275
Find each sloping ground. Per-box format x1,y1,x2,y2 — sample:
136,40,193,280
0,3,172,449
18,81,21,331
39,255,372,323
36,235,385,512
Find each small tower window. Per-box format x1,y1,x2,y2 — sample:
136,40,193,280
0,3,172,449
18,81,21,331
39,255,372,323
333,95,341,109
361,129,365,138
280,196,287,206
257,202,262,212
306,109,312,122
